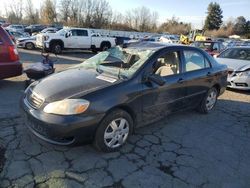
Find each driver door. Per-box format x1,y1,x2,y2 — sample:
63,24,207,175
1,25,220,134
64,29,79,48
141,50,187,125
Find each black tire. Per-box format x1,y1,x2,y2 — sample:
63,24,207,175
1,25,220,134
101,42,111,51
25,42,35,50
51,43,62,54
197,87,218,114
94,109,133,152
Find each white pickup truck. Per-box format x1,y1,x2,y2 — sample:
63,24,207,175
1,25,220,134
36,28,116,54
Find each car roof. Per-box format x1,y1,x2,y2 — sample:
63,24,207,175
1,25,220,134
195,41,220,43
228,46,250,49
126,41,183,51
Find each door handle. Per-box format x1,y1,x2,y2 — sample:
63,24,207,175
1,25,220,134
178,78,184,83
207,72,212,76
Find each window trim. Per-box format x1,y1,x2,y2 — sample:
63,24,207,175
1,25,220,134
181,49,211,73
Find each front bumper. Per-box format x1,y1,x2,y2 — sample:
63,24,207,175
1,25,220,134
16,41,25,48
36,41,50,50
227,74,250,90
21,98,105,145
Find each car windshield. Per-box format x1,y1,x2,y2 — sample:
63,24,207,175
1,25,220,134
193,42,213,50
218,48,250,61
69,46,155,79
56,29,68,36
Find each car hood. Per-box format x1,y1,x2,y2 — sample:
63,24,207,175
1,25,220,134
216,58,250,71
18,37,35,41
31,68,119,102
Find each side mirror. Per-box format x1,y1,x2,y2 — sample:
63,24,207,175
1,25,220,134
147,74,165,86
65,32,70,38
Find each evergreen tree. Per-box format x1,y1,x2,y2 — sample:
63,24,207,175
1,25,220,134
204,2,223,30
233,16,247,35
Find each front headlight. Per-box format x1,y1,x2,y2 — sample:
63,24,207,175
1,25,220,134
43,99,90,115
239,70,250,76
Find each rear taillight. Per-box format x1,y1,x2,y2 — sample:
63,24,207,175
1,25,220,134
8,45,19,61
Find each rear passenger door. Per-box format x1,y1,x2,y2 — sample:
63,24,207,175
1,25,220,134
181,50,213,107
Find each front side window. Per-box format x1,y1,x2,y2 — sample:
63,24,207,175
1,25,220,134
183,51,210,72
154,51,181,77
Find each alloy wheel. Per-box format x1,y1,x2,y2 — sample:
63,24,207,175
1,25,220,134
206,89,217,111
104,118,129,148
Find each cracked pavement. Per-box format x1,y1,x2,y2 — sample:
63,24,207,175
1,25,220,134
0,49,250,188
1,90,250,188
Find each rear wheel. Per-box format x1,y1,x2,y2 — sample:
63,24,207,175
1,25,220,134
197,87,218,113
94,109,133,152
101,42,111,51
25,42,35,50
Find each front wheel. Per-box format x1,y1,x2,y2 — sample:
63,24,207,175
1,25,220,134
94,109,133,152
52,43,62,54
197,87,218,113
25,42,35,50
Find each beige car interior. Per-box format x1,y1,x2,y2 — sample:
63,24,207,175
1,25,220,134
155,52,180,76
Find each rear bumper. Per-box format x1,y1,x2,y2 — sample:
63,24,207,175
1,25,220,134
20,97,105,145
0,62,23,79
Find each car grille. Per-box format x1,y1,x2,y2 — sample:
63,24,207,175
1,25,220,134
26,89,44,109
235,83,248,87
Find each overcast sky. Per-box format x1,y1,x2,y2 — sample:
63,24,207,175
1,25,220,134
0,0,249,28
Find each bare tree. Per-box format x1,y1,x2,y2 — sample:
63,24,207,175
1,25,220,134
124,6,158,32
40,0,57,24
25,0,39,24
5,0,23,23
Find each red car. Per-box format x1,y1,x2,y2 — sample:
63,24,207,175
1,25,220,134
192,41,225,56
0,26,22,79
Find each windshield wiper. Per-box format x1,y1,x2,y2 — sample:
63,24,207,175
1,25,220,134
117,67,128,80
96,66,103,74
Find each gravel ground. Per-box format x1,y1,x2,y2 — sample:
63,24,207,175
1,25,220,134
0,49,249,188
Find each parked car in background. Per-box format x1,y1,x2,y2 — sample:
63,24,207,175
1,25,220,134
21,42,227,152
0,27,22,79
215,47,250,90
41,27,59,34
36,28,116,54
16,36,36,50
5,29,16,42
5,29,30,41
192,41,225,56
25,24,46,35
6,24,25,32
159,34,179,43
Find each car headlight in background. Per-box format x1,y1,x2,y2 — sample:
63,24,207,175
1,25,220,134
239,70,250,77
43,99,90,115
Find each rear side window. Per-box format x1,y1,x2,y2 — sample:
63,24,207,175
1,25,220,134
183,50,210,72
77,30,88,36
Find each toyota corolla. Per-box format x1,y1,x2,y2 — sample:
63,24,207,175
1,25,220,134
21,42,228,152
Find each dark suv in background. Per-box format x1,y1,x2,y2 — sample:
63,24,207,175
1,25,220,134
0,27,22,79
